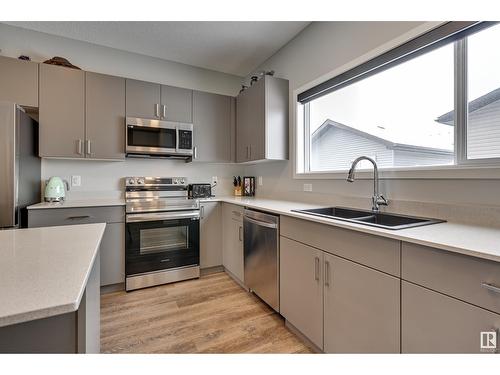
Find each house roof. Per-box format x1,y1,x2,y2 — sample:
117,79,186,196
311,119,453,155
436,87,500,125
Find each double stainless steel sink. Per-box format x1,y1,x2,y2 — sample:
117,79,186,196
292,206,445,230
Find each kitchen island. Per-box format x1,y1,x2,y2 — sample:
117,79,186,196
0,223,105,353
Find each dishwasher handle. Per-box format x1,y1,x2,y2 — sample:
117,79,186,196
244,215,278,229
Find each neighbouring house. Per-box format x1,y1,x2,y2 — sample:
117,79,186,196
310,119,454,171
436,87,500,159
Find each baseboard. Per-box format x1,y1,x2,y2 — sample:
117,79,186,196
100,283,125,295
223,267,249,291
285,320,323,353
200,265,224,276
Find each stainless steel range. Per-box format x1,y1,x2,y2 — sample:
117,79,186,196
125,177,200,291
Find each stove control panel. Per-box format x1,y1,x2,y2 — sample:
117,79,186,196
125,177,187,187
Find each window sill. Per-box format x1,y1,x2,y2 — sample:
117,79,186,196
294,164,500,180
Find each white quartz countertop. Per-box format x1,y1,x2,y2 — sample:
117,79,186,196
203,196,500,263
27,195,500,263
27,198,125,209
0,223,106,327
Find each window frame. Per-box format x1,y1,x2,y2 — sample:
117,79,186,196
295,21,500,180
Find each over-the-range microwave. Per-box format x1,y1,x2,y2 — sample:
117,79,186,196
125,117,193,159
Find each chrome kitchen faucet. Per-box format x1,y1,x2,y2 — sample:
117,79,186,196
347,156,388,212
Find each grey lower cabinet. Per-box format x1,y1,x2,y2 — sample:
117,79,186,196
85,72,126,160
0,55,39,107
192,90,234,162
280,236,324,349
39,63,85,158
236,75,288,162
161,85,193,123
200,202,222,269
323,252,400,353
402,281,500,353
222,203,244,283
28,206,125,287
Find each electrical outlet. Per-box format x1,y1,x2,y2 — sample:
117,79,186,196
211,176,218,185
303,183,313,192
258,176,263,186
71,175,81,187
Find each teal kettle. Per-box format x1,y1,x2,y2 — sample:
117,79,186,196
44,177,69,202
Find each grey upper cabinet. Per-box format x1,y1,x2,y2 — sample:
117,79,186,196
39,64,85,158
125,79,161,119
192,91,233,162
323,252,400,353
402,281,500,353
200,202,222,269
125,79,193,122
161,85,192,123
280,236,324,349
0,55,39,107
85,72,126,160
236,76,289,163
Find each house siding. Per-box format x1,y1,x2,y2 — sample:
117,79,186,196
311,127,393,171
393,149,454,167
467,99,500,159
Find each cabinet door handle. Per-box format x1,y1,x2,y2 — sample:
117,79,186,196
162,104,166,119
86,140,94,156
324,261,330,287
193,146,198,159
314,257,320,281
239,226,243,242
76,139,83,155
155,103,160,118
200,205,205,219
481,282,500,294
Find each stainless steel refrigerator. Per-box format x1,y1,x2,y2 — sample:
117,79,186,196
0,101,41,229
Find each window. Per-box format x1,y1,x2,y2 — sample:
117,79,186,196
297,22,500,175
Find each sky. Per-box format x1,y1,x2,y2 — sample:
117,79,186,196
309,23,500,151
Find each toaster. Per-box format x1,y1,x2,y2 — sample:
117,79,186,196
188,183,212,198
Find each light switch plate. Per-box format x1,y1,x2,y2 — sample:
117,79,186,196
303,183,313,192
71,175,81,187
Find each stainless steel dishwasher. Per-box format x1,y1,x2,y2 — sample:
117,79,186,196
243,208,279,312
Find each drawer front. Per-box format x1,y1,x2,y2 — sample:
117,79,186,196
28,206,125,228
222,202,244,223
402,242,500,314
402,281,500,353
280,215,400,276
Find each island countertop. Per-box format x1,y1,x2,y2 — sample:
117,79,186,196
0,223,106,328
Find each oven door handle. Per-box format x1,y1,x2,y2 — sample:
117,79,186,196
126,211,200,223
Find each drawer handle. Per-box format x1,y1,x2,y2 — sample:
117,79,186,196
67,215,92,220
232,211,241,216
238,226,243,242
481,282,500,294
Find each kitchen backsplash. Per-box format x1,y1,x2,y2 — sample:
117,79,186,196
42,158,244,199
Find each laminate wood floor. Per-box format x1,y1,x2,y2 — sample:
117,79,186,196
100,271,314,353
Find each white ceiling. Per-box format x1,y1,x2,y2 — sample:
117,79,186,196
5,21,310,76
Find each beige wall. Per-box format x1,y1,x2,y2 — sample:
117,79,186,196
243,21,500,208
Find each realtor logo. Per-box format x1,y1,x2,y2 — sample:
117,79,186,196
481,331,497,352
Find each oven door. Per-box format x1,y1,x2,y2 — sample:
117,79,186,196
126,118,177,155
125,211,200,276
